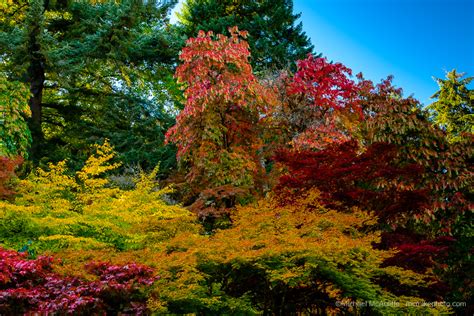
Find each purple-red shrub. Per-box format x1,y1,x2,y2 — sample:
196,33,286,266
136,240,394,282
0,247,158,314
377,230,456,273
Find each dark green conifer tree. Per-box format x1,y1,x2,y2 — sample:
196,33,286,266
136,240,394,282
0,0,181,172
428,69,473,143
177,0,314,72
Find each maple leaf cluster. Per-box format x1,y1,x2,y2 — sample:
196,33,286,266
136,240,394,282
266,54,364,150
275,140,430,223
0,247,157,314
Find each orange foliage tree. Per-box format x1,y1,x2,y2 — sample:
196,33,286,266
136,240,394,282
149,191,447,314
165,27,275,210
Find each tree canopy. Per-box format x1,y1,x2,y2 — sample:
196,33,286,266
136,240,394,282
428,69,474,143
0,2,472,314
0,76,31,158
177,0,314,71
0,0,180,170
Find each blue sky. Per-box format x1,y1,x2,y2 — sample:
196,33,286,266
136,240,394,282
171,0,474,105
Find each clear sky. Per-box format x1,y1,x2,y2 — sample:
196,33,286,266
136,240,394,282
171,0,474,105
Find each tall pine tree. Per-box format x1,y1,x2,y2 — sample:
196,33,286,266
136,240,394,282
0,0,180,171
428,69,473,143
177,0,314,72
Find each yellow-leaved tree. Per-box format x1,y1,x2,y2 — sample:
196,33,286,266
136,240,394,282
0,140,195,256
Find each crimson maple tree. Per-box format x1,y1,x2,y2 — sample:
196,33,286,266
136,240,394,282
269,55,362,150
275,140,429,223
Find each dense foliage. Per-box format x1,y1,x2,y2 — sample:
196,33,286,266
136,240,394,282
178,0,314,71
0,1,472,313
0,140,466,313
273,54,363,150
166,27,276,210
0,156,22,200
149,191,447,314
0,0,179,170
0,141,193,254
0,77,31,158
275,74,473,307
428,69,474,143
0,247,157,314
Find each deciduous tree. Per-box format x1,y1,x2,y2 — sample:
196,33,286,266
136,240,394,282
165,27,276,207
275,55,363,150
0,247,157,314
275,75,473,309
150,191,448,314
